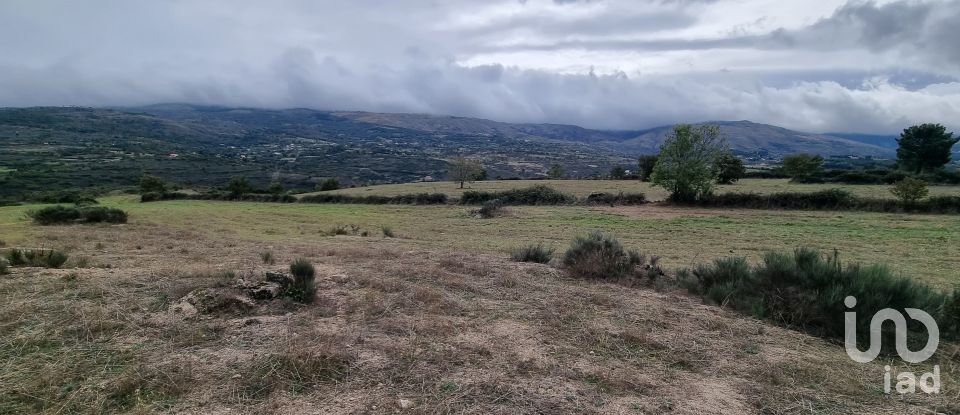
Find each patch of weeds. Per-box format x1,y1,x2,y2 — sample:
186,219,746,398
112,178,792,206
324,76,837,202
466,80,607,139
259,251,275,265
562,231,643,279
510,243,554,263
5,248,69,268
94,242,105,250
236,341,352,401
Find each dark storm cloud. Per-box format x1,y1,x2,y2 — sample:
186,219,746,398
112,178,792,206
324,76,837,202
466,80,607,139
0,0,957,133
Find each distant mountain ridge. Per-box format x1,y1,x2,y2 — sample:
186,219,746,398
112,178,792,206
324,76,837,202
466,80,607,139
334,111,895,157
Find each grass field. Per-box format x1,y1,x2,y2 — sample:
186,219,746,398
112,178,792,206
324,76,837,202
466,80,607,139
316,178,960,201
2,184,959,413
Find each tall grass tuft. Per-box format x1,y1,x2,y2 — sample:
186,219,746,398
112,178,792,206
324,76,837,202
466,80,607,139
510,243,554,263
288,258,317,303
259,251,275,265
381,226,395,238
562,231,643,279
5,248,69,268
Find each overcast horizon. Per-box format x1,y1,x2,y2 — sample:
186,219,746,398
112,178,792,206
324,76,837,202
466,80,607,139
2,0,958,134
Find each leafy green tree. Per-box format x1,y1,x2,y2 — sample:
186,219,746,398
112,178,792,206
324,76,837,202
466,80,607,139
139,174,167,194
609,165,626,180
637,154,658,182
890,177,929,204
474,168,488,181
226,176,254,197
896,123,958,173
317,177,340,191
546,163,565,179
781,153,824,182
448,157,483,189
716,152,746,184
651,124,725,202
268,181,285,195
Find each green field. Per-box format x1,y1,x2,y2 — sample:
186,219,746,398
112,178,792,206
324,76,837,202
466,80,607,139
318,178,960,201
4,190,958,288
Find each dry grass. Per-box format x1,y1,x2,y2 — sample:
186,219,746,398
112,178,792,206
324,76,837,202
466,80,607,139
0,220,957,414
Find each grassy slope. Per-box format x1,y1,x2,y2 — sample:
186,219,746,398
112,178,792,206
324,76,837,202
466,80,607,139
1,201,958,414
3,195,958,287
316,178,960,201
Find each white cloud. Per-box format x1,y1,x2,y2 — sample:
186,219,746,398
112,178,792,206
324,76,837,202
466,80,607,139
0,0,957,133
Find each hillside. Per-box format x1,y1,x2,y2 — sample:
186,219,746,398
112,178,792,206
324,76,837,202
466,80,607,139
0,104,897,200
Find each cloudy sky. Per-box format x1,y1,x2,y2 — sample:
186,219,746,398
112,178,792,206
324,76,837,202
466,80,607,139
1,0,958,133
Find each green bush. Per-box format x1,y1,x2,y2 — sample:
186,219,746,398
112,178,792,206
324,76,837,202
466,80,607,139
260,251,275,265
381,226,395,238
0,258,7,274
510,243,554,264
474,199,504,218
460,185,575,205
28,205,127,225
299,193,447,205
562,231,643,279
680,248,952,341
4,248,69,268
288,258,317,303
317,178,340,191
890,177,929,204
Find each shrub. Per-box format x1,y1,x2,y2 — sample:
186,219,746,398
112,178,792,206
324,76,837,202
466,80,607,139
460,185,574,205
562,231,643,279
510,243,554,264
139,174,167,194
584,192,647,206
681,248,951,341
4,248,69,268
299,193,447,205
260,251,275,265
890,177,929,204
716,152,746,184
474,199,504,218
650,124,724,202
288,258,317,303
0,258,7,274
944,289,960,338
381,226,395,238
781,153,824,182
28,206,128,225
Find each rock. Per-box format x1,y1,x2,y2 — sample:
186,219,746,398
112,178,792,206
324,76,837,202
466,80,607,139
265,272,293,287
398,399,414,409
247,281,282,300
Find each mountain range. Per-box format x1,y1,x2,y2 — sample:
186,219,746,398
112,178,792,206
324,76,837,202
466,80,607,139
0,104,901,198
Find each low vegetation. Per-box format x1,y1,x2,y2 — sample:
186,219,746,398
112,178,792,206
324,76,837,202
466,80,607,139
5,248,69,268
584,191,647,206
890,177,929,204
299,192,448,205
381,226,395,238
28,205,128,225
510,243,554,263
678,248,956,342
461,184,575,205
692,188,960,213
473,199,504,218
562,231,644,279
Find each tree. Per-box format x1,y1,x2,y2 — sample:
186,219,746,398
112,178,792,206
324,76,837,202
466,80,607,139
781,153,824,182
139,174,167,194
609,165,626,180
716,152,746,184
896,123,958,173
546,163,565,179
317,177,340,191
448,157,483,189
637,154,658,182
890,177,929,204
268,181,285,195
651,124,725,202
226,175,254,197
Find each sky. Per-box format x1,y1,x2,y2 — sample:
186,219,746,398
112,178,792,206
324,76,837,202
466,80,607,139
0,0,958,133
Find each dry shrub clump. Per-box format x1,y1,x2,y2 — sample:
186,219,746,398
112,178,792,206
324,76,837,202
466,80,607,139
510,243,554,264
562,231,644,279
288,258,317,303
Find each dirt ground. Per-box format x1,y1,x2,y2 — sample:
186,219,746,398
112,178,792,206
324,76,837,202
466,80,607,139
1,220,958,414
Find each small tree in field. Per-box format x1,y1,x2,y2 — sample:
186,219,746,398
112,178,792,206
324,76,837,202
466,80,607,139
448,157,483,189
890,177,929,204
716,152,746,184
139,174,167,194
781,153,824,182
609,165,626,180
546,163,565,179
226,176,254,197
637,154,658,182
651,124,725,202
